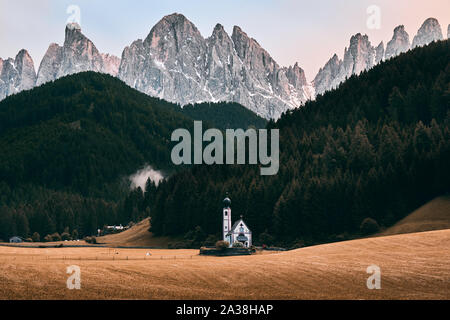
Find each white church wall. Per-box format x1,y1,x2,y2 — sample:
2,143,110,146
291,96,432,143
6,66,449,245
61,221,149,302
222,197,252,248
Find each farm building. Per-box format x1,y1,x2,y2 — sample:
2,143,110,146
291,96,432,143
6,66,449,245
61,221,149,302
100,224,129,236
9,236,23,243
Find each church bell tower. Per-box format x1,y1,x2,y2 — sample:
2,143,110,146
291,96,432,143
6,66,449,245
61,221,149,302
223,197,232,244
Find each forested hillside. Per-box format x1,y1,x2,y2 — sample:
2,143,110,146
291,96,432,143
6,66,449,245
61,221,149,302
177,102,267,130
145,40,450,247
0,72,264,241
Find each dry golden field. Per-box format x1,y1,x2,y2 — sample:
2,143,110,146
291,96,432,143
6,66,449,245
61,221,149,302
380,196,450,236
0,229,449,300
2,218,172,249
97,218,174,247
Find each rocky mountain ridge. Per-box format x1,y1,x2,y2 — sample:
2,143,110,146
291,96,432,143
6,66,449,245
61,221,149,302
118,14,313,119
313,18,446,96
1,15,448,119
36,23,120,86
0,50,37,100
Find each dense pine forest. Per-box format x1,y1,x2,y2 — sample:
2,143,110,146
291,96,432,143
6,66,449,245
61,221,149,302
0,72,265,241
145,40,450,247
177,102,267,130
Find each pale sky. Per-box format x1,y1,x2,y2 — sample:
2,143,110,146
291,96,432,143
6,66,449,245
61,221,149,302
1,0,449,81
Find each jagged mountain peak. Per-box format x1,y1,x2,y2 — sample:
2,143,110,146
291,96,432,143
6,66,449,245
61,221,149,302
2,57,14,65
48,43,61,50
36,23,121,86
66,22,81,31
231,25,248,43
0,49,37,99
389,25,410,45
207,23,234,53
285,62,307,87
375,41,385,64
350,33,368,42
3,13,449,120
14,49,37,91
147,13,201,37
64,22,97,49
36,43,63,86
15,49,35,71
313,18,447,97
59,23,104,77
412,17,443,48
422,17,440,25
348,33,373,58
209,23,231,43
64,23,88,45
16,48,30,57
312,53,342,96
211,23,228,38
161,12,189,24
118,17,312,119
129,39,144,48
2,14,315,118
231,25,276,68
385,25,410,60
376,41,384,50
393,25,406,34
143,12,205,56
330,53,340,62
292,61,302,71
232,25,245,37
343,33,371,55
347,33,372,56
313,31,376,96
213,23,225,32
288,62,307,83
156,12,196,31
345,32,375,76
232,26,260,49
144,12,194,38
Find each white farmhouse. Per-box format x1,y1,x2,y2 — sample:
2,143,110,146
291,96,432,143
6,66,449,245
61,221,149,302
222,197,252,248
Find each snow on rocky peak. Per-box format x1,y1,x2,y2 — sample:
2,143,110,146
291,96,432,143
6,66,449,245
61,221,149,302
2,15,448,120
0,49,37,100
118,13,312,119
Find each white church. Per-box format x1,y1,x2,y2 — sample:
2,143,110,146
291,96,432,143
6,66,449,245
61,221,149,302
222,197,252,248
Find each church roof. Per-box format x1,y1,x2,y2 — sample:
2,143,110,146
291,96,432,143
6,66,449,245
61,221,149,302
231,219,252,233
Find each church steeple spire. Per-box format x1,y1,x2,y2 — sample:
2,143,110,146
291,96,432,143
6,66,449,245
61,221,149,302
223,196,232,246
